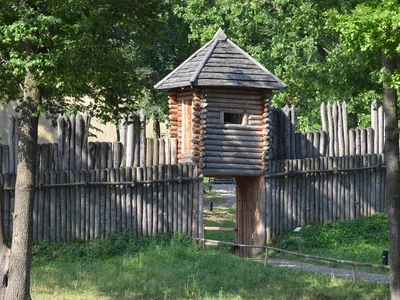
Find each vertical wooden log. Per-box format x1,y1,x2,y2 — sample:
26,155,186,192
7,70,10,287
158,165,165,234
120,167,127,231
146,138,154,166
93,170,100,238
313,132,320,158
72,170,80,240
57,115,64,171
367,128,374,154
75,114,83,170
87,142,96,170
131,167,138,237
283,105,291,159
165,138,171,165
60,171,67,241
133,116,140,168
81,113,90,171
115,168,121,233
159,138,166,165
321,103,328,133
69,115,76,170
105,169,111,238
342,102,349,156
139,110,146,167
171,138,178,164
126,113,135,167
109,168,117,236
287,160,294,229
290,105,296,159
371,154,377,214
361,129,367,155
113,142,123,169
338,103,344,157
371,101,378,154
349,155,355,220
354,156,361,218
266,163,273,242
136,167,144,237
173,164,179,232
327,102,334,157
153,138,159,166
378,105,384,154
119,114,127,148
68,171,75,240
144,166,152,236
100,169,107,238
79,170,86,239
152,166,158,235
314,157,321,224
1,145,9,174
167,165,173,233
125,167,132,231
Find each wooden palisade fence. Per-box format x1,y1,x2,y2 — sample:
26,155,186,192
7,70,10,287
1,164,203,241
270,101,386,159
265,154,385,240
264,101,389,240
0,111,178,175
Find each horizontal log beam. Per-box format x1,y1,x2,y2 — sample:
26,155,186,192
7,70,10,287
206,134,262,143
204,151,261,159
205,163,262,170
205,128,262,136
207,107,262,115
203,168,263,176
205,140,262,148
205,156,261,165
208,124,263,131
204,145,262,153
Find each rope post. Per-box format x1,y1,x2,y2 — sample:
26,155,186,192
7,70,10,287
264,247,269,266
352,264,357,283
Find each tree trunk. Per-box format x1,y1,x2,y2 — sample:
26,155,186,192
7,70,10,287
1,70,41,300
381,52,400,300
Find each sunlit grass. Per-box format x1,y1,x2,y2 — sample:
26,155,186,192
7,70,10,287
31,234,389,299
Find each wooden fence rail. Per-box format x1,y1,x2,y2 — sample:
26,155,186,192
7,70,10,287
1,163,203,242
266,154,386,239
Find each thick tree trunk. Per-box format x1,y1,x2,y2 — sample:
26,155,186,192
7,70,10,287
2,70,40,300
381,52,400,300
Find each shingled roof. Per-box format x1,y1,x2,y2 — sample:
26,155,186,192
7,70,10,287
154,28,287,91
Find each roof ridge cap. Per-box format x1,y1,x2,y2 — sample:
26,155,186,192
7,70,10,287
213,28,227,41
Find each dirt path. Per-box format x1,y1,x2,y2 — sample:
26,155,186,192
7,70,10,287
212,182,389,284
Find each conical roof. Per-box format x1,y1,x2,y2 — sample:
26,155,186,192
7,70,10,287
154,28,287,90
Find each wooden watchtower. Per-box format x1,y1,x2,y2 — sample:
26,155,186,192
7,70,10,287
155,28,287,256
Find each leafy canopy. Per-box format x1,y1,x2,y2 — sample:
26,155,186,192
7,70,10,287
0,0,167,122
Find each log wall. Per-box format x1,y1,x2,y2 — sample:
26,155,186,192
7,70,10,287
1,164,203,241
201,88,271,176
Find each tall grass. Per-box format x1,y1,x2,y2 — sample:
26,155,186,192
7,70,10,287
270,213,390,268
31,233,389,299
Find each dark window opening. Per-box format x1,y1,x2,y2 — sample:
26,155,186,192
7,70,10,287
224,112,245,124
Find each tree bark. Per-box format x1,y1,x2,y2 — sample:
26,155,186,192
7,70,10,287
381,52,400,300
1,70,41,300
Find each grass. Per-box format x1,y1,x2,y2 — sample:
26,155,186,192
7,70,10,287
31,233,389,300
269,213,390,274
30,187,390,299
